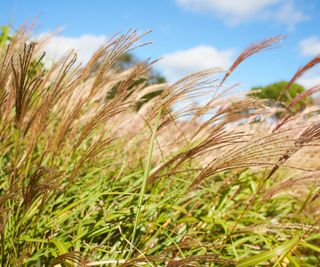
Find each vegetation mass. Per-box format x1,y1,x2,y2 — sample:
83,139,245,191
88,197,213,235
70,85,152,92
0,25,320,266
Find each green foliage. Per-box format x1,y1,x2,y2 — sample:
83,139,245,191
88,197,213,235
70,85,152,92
107,52,166,110
249,81,312,113
0,27,320,267
0,25,11,47
115,52,166,85
115,53,137,70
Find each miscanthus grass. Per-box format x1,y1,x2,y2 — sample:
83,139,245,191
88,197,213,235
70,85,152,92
0,25,320,266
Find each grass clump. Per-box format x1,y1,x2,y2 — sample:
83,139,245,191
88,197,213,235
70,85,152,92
0,26,320,266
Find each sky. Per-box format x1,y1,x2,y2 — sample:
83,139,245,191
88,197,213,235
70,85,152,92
1,0,320,90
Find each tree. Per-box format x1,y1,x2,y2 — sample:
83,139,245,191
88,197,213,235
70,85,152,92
115,52,166,85
249,81,312,116
107,52,167,110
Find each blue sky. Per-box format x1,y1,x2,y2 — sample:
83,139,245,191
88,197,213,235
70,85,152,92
1,0,320,89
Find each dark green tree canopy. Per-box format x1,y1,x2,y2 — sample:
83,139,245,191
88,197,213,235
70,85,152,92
106,52,167,110
115,52,166,85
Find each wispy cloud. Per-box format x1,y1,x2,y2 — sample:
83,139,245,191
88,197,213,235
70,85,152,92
157,45,234,81
270,1,307,31
38,33,107,64
299,36,320,57
298,74,320,89
298,37,320,88
176,0,306,29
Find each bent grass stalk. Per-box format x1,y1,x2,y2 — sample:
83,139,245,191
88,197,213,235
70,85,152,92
129,108,162,258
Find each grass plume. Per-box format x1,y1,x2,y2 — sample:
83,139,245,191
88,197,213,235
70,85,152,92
0,25,319,266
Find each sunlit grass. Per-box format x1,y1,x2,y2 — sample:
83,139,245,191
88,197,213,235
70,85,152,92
0,26,319,266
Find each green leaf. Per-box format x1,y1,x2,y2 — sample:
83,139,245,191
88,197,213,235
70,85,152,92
299,241,320,253
20,236,48,243
51,239,70,255
130,108,163,257
237,236,300,267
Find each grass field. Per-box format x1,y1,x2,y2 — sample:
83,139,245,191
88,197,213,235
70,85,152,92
0,26,320,266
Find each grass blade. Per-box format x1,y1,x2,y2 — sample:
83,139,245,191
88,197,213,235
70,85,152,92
237,236,300,267
129,108,163,256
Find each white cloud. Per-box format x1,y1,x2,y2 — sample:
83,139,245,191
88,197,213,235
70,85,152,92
38,34,107,64
176,0,306,28
157,45,234,81
299,75,320,89
177,0,278,22
297,37,320,89
299,37,320,57
271,1,307,31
